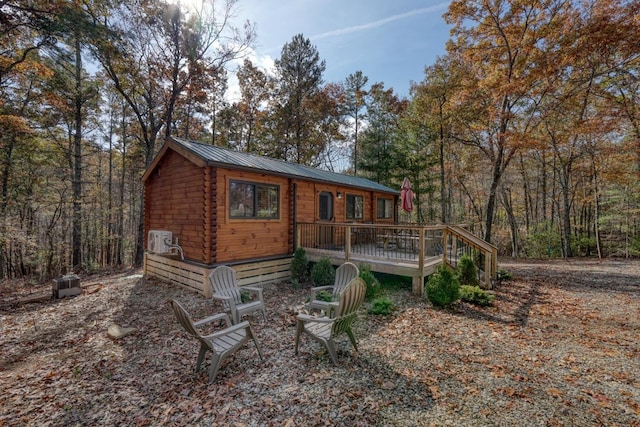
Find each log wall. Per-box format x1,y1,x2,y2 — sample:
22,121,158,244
145,147,397,267
215,168,291,263
145,149,208,263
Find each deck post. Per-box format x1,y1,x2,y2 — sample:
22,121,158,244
345,225,351,261
451,230,458,264
484,251,491,289
412,227,426,296
442,227,449,267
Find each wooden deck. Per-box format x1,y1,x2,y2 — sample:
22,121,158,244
144,223,497,298
297,222,497,295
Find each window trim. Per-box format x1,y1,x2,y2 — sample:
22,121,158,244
377,197,394,219
229,180,280,220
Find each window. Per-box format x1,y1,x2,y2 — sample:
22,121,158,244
377,198,393,219
229,181,279,219
318,192,333,220
346,194,364,220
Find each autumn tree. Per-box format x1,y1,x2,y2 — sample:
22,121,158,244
444,0,569,244
0,1,63,83
94,0,255,264
535,0,638,257
311,82,348,171
236,59,271,152
411,55,465,223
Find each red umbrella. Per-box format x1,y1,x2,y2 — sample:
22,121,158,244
400,177,414,212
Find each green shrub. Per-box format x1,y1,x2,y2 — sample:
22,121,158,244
368,296,394,315
290,247,309,284
315,290,334,302
459,285,495,306
310,257,335,287
359,264,380,300
457,254,479,286
523,223,562,257
497,268,513,281
240,290,252,303
572,234,597,256
425,265,460,307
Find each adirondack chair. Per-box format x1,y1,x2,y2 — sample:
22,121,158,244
307,262,359,316
209,265,267,324
295,277,366,364
169,299,264,383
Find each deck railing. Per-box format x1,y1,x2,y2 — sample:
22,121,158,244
442,225,498,288
296,222,444,262
296,222,498,289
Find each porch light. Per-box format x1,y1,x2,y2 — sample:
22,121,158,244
337,192,343,199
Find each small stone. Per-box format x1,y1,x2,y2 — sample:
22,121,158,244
381,381,395,390
107,323,137,340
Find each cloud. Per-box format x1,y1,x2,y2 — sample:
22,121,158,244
311,3,450,41
225,47,277,103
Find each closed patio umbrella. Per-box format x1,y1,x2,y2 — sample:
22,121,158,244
401,177,414,213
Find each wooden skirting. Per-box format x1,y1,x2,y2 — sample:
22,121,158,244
145,253,210,297
233,258,293,287
144,252,292,297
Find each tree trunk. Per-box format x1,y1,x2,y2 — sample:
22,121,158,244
541,150,548,227
501,188,519,258
72,35,83,270
518,153,531,233
483,154,503,244
591,155,602,259
439,104,447,224
560,163,573,257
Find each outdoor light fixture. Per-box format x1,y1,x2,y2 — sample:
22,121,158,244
337,192,343,199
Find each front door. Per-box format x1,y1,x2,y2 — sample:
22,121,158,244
317,191,334,248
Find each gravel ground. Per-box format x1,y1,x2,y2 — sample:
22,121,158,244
1,258,639,426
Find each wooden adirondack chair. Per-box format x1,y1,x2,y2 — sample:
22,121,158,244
295,277,366,364
209,265,266,324
307,262,359,316
169,299,264,383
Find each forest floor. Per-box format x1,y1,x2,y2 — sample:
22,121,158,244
1,258,639,426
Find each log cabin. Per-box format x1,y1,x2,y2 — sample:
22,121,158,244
142,137,401,295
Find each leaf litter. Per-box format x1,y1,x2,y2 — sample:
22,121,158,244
1,259,639,426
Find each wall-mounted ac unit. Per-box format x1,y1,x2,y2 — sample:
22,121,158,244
148,230,173,254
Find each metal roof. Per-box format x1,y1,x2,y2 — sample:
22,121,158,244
170,137,399,194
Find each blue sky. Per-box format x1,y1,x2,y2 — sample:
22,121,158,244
234,0,453,98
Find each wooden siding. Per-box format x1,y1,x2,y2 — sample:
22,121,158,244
215,168,291,263
294,180,316,223
145,149,208,263
294,182,396,224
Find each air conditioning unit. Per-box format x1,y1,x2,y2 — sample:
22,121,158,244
148,230,173,254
